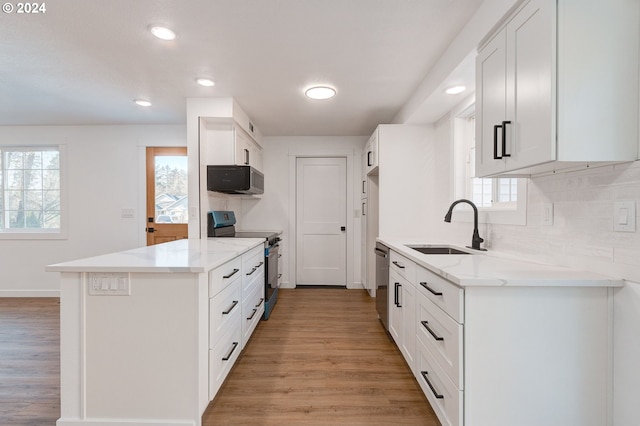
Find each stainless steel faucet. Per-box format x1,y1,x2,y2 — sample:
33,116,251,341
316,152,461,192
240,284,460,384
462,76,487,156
444,199,487,251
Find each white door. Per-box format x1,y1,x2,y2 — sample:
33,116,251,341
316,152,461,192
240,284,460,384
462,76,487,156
296,157,347,286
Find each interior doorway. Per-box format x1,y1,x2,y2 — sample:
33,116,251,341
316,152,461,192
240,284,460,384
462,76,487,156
295,157,347,286
145,147,188,246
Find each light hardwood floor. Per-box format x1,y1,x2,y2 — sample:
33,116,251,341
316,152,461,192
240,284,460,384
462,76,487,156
0,298,60,425
203,288,439,425
0,289,439,425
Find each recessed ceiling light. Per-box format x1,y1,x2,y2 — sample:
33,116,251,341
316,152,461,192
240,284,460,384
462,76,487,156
149,25,176,41
196,78,215,87
134,99,152,107
305,86,336,100
445,85,466,95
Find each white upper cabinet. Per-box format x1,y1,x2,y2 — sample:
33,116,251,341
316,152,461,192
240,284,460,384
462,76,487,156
363,130,379,175
475,0,639,177
200,118,264,172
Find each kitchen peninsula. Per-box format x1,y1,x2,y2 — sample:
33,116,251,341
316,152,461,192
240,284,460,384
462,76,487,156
47,238,266,426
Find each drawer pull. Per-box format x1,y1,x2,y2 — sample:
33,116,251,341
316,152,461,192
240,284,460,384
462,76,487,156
222,300,238,315
277,273,282,279
222,342,239,361
247,308,258,320
420,282,443,296
278,254,282,258
246,267,257,276
255,298,264,307
223,268,239,279
421,320,444,341
392,261,405,269
256,261,264,268
421,371,444,399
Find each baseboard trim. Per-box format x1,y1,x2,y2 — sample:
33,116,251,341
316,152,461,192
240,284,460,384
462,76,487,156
0,289,60,297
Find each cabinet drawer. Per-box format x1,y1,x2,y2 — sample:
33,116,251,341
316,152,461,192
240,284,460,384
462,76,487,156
209,257,242,297
417,291,463,389
242,246,264,272
209,281,241,348
390,251,416,282
209,313,242,400
417,265,464,323
243,264,264,296
242,282,264,348
416,338,463,426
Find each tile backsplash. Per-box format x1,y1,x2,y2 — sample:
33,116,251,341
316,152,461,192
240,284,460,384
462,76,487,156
438,161,640,283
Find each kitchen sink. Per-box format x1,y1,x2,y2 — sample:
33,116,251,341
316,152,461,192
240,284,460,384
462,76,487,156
405,245,473,255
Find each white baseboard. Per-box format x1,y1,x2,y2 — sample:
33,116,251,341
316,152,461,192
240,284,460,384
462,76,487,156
0,289,60,297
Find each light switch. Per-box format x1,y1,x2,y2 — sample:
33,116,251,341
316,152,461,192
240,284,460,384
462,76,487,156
614,201,636,232
542,203,554,226
618,208,629,225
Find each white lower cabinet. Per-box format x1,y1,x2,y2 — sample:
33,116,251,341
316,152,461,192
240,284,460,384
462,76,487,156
208,244,265,401
241,245,265,349
389,251,416,371
416,290,463,388
388,248,612,426
209,312,242,399
416,337,462,426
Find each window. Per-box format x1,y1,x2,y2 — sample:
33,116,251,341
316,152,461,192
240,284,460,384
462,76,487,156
0,146,65,237
452,102,526,225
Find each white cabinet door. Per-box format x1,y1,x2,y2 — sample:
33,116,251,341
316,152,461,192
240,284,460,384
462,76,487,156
389,271,403,345
201,118,263,172
475,29,508,177
476,0,554,177
504,0,555,171
234,126,263,171
363,130,378,175
389,265,416,371
401,279,416,372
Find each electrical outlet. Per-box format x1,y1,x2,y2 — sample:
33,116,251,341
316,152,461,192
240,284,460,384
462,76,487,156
88,273,131,296
542,203,554,226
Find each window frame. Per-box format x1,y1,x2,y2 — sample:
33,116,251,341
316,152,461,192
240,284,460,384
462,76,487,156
451,98,527,226
0,144,67,240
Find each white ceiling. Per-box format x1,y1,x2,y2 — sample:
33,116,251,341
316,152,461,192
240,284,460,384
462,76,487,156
0,0,483,136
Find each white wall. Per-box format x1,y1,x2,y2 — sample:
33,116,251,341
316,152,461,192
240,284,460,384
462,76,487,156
0,125,186,295
236,136,367,289
429,112,640,426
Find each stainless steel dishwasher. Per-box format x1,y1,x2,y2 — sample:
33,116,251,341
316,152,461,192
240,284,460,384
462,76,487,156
374,242,389,330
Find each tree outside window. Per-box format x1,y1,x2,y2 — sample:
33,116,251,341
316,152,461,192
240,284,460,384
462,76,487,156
1,147,61,231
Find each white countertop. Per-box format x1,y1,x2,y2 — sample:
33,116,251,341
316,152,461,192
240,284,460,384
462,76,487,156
46,238,265,273
380,239,623,288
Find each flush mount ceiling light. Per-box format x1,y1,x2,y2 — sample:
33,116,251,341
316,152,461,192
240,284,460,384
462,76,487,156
445,85,466,95
196,78,215,87
134,99,152,107
149,25,176,41
305,86,336,100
